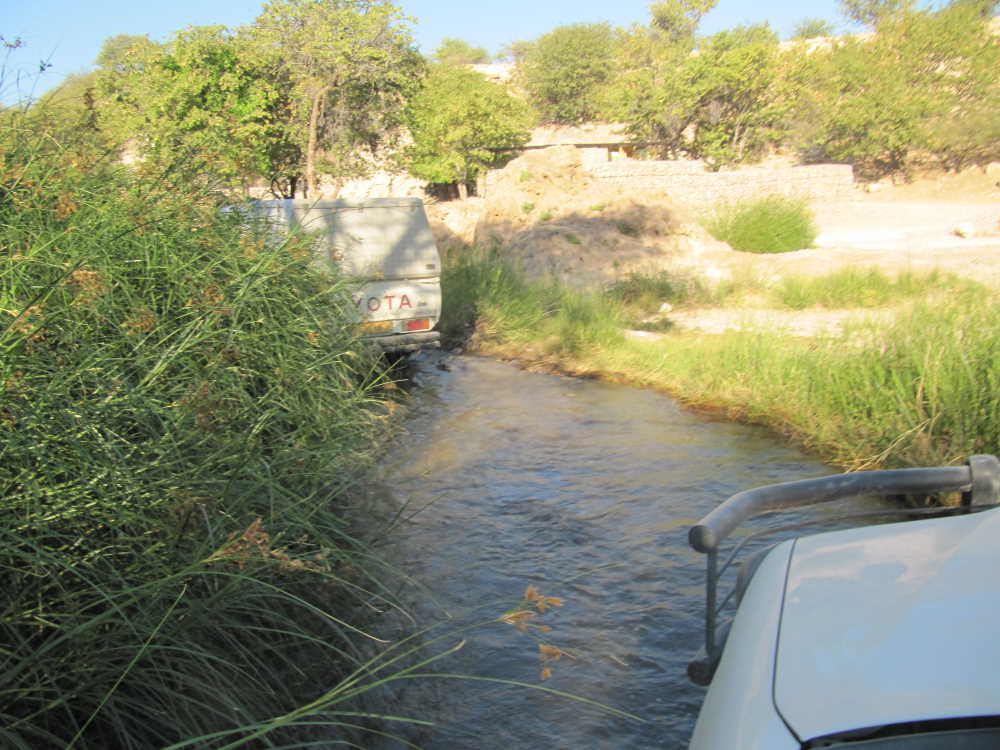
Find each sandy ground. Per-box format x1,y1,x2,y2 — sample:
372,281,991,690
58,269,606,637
761,197,1000,283
430,150,1000,338
661,171,1000,336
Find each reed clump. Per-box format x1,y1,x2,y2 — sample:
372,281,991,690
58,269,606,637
0,108,412,747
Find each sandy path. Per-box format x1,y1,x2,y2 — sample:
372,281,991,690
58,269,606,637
663,191,1000,336
754,198,1000,285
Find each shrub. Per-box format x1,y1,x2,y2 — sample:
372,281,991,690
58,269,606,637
704,195,816,254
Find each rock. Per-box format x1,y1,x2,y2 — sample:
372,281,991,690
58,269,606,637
864,183,884,193
659,302,674,313
952,222,975,238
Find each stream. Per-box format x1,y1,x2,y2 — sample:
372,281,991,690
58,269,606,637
372,353,847,748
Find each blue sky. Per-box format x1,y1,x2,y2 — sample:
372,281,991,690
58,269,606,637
3,0,846,100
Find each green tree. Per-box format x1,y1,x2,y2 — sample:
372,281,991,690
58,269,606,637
248,0,422,197
92,34,162,143
791,3,1000,176
95,33,161,72
618,23,788,167
406,64,531,198
34,71,103,136
838,0,913,27
686,24,787,166
788,35,924,177
791,18,836,39
515,23,616,124
96,27,299,192
434,37,490,65
649,0,719,42
499,39,534,63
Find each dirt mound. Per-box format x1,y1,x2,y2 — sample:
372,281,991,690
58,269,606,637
474,147,733,287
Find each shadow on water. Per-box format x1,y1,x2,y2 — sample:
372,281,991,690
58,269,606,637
369,353,862,749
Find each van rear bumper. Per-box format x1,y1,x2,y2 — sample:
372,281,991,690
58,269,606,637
369,330,441,354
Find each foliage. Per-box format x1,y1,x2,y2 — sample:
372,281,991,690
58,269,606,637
406,65,532,198
95,33,161,71
649,0,719,42
498,39,534,63
92,3,422,197
910,3,1000,169
515,23,617,124
96,26,300,193
617,23,788,166
246,0,423,197
838,0,913,27
791,18,836,39
703,195,816,254
28,71,116,155
684,24,787,166
434,37,491,65
0,108,422,747
604,28,695,158
790,3,1000,177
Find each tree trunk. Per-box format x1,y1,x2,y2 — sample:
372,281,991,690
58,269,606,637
457,181,468,200
306,85,330,198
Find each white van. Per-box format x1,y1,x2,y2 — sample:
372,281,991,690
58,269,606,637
687,455,1000,749
251,198,442,354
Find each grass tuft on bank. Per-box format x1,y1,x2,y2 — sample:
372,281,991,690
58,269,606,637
442,251,999,469
703,195,817,254
773,268,981,309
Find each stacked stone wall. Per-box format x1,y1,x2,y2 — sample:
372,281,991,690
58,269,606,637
586,160,856,205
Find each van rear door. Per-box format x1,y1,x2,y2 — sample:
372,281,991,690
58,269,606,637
253,198,442,353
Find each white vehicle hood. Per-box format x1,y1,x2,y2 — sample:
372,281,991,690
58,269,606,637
774,507,1000,741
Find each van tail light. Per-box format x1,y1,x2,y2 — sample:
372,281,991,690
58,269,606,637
405,318,431,332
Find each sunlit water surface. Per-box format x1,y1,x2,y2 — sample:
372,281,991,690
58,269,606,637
371,354,852,749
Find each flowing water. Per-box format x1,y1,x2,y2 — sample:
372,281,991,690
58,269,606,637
373,353,852,749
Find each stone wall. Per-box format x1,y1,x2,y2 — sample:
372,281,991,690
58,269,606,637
586,159,856,205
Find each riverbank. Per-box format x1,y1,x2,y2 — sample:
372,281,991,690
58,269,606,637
441,251,999,471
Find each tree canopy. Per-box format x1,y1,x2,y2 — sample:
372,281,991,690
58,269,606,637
649,0,719,42
406,64,531,198
515,23,617,124
792,18,836,39
614,23,786,167
95,26,298,191
24,0,1000,196
792,2,1000,176
433,37,491,65
247,0,423,197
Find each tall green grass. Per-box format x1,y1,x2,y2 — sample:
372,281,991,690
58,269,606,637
608,291,1000,468
441,248,625,360
703,195,817,254
773,268,981,309
443,251,999,469
0,108,419,747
